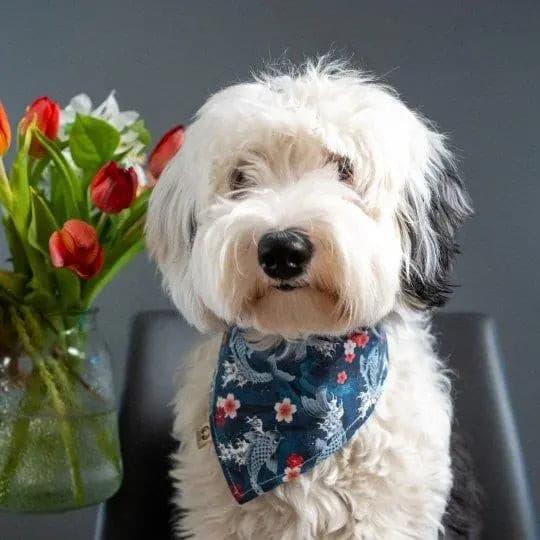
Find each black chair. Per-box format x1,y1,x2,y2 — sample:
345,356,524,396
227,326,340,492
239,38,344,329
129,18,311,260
95,311,538,540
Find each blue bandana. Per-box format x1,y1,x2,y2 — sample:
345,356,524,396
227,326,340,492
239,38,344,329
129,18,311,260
209,326,389,504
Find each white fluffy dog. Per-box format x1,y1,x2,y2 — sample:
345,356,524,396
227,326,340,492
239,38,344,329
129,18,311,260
146,59,472,539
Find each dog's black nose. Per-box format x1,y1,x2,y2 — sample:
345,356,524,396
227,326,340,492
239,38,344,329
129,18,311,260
258,229,313,280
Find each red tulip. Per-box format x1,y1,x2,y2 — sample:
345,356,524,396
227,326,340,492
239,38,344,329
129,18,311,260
20,96,61,158
0,101,11,156
147,125,184,184
49,219,104,280
90,161,138,214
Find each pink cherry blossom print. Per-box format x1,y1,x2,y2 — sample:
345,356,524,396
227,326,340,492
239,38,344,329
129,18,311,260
344,339,356,355
283,466,302,482
230,483,244,502
286,454,305,469
215,406,227,427
217,393,241,419
274,397,297,423
352,331,370,348
337,370,348,384
343,339,356,363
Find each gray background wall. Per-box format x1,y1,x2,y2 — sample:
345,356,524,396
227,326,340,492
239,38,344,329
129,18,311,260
0,1,538,538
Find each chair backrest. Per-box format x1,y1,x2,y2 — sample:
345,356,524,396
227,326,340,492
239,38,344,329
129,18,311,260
95,311,537,540
95,311,203,540
432,314,537,539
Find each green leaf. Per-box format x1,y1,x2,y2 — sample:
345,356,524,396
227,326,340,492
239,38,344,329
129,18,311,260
0,286,18,305
28,189,58,256
109,189,150,244
69,115,120,170
9,129,32,234
127,187,151,220
0,168,12,210
24,286,56,311
25,245,54,293
2,217,29,274
29,156,51,188
34,131,84,220
49,164,67,225
130,119,151,149
27,189,81,309
82,238,145,307
54,269,81,310
17,189,57,307
0,270,27,298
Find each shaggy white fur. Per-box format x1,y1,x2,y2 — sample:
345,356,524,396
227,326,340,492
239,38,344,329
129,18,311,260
146,59,471,539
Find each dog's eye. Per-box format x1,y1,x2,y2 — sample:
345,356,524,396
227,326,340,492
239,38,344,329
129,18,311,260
336,156,354,183
230,169,247,197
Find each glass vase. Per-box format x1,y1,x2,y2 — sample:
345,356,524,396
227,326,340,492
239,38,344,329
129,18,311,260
0,308,122,512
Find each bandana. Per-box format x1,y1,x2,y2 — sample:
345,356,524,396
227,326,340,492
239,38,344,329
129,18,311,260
208,326,389,504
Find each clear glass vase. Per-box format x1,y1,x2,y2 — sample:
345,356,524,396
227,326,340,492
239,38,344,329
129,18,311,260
0,308,122,512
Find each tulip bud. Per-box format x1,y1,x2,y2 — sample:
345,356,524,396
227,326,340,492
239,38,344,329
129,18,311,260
0,102,12,156
90,161,138,214
20,96,61,158
147,125,184,184
49,219,104,280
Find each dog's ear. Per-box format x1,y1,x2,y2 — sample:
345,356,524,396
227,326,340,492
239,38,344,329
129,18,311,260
146,149,201,310
399,139,472,309
146,160,195,267
146,146,221,333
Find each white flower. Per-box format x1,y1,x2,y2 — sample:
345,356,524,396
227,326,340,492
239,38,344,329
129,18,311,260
60,93,92,131
274,397,297,423
91,91,139,131
60,91,147,162
61,91,138,134
344,339,356,355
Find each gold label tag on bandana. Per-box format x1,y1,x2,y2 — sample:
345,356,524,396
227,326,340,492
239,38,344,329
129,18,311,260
196,424,211,449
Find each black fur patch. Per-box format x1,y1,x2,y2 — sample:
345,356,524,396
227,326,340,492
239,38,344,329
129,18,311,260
402,166,472,309
443,430,483,539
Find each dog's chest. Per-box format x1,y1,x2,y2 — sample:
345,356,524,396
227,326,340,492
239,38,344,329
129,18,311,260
173,326,451,539
173,329,452,539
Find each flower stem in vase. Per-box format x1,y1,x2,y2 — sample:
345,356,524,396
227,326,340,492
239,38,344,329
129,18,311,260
0,374,42,503
35,359,85,506
10,308,85,507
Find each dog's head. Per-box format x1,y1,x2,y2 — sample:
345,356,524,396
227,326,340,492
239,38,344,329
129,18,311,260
147,60,471,337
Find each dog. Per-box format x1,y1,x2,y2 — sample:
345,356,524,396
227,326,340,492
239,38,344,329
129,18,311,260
146,59,476,539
